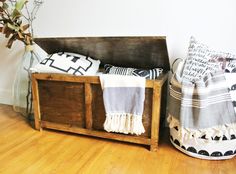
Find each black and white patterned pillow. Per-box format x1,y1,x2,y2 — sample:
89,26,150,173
104,64,163,79
182,36,236,82
224,58,236,73
224,72,236,113
31,52,101,75
182,37,221,82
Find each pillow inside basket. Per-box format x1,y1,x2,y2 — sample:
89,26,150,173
182,36,236,82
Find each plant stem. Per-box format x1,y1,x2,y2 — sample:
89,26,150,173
25,51,34,118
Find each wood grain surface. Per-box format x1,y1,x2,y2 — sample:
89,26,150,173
34,36,170,70
0,104,236,174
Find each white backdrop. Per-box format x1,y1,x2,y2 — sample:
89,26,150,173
1,0,236,104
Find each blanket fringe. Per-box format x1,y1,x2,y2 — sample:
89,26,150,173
167,115,236,142
104,113,145,135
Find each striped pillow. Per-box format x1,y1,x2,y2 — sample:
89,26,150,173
104,64,163,80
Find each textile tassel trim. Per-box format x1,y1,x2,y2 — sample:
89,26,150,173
167,114,236,142
104,113,145,135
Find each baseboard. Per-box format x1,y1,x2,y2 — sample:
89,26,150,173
0,88,12,105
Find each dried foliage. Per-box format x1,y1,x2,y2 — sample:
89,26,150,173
0,0,43,48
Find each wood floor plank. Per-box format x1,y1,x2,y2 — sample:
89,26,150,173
0,104,236,174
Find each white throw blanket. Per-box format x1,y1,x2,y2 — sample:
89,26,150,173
99,74,145,135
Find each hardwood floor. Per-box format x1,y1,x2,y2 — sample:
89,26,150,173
0,104,236,174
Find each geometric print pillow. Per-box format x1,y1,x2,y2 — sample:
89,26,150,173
30,52,101,76
104,64,163,80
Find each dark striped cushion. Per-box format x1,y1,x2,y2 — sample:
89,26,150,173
104,64,163,80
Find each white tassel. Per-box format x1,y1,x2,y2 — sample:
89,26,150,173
103,113,145,135
168,114,236,142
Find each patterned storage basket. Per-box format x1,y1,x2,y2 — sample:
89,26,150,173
170,126,236,160
168,39,236,160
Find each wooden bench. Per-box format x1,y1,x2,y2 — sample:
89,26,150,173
32,36,170,151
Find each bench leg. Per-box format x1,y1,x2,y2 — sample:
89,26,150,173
150,140,158,152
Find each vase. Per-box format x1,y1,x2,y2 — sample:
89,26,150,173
12,44,41,120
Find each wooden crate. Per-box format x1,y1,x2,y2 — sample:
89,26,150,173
32,36,170,151
32,73,168,151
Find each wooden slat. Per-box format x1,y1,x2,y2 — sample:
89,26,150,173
150,83,161,151
32,73,168,88
31,76,41,130
41,121,151,146
32,73,100,84
84,83,93,129
157,73,169,86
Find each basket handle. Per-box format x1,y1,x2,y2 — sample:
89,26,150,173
171,58,184,74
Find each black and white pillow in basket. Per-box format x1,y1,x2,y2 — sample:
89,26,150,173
104,64,163,79
30,52,101,76
224,59,236,113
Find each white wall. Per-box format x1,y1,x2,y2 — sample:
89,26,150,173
1,0,236,104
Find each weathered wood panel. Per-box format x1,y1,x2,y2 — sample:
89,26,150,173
34,37,170,70
38,81,86,127
91,84,106,131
